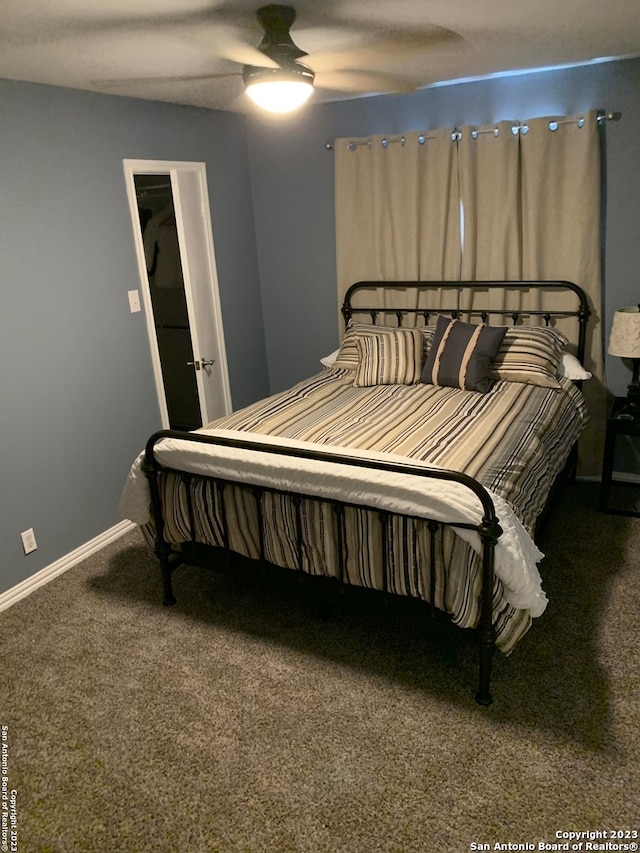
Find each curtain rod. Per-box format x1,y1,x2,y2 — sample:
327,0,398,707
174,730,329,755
324,110,622,150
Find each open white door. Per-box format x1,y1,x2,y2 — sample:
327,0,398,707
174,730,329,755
123,160,232,428
171,167,231,424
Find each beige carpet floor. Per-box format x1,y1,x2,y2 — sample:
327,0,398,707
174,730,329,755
0,482,638,852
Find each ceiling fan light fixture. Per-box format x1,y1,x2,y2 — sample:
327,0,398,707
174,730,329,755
243,63,315,113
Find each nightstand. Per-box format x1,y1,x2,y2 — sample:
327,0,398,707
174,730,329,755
599,396,640,517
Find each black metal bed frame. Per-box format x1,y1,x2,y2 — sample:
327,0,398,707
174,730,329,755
142,280,590,706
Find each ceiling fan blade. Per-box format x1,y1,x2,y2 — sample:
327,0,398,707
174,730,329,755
315,70,417,94
4,5,228,46
92,72,241,90
6,4,280,69
307,26,466,73
183,27,280,69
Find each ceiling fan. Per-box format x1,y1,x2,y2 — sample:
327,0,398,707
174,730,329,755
93,3,465,114
242,5,317,112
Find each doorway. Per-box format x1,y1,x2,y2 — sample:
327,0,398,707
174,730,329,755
123,160,232,430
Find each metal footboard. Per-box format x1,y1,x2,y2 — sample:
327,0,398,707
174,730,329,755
142,429,503,706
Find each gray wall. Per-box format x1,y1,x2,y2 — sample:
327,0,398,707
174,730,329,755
246,58,640,396
0,79,268,595
2,57,640,597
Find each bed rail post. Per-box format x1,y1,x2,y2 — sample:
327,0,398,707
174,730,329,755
427,520,439,617
332,502,347,589
378,510,390,598
475,518,502,706
141,455,177,607
292,495,305,581
253,487,267,573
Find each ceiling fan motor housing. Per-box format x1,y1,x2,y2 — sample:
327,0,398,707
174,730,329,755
256,5,305,58
242,60,314,86
243,4,315,86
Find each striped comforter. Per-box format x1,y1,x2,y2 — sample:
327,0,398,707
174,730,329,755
123,368,588,652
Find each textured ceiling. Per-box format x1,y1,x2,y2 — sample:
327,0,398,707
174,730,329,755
2,0,639,112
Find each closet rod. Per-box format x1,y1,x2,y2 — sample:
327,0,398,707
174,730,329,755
137,183,173,193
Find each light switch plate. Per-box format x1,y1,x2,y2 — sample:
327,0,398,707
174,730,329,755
128,290,141,313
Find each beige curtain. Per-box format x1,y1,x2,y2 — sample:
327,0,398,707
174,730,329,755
520,113,605,469
459,121,522,285
456,112,604,470
335,112,604,472
334,128,460,327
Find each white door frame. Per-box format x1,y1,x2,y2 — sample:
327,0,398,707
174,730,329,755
123,159,232,427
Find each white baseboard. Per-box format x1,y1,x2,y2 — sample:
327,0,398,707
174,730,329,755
0,520,136,613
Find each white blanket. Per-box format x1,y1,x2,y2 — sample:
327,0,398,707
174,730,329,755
120,429,547,617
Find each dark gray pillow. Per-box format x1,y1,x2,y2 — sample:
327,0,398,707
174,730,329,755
421,315,507,393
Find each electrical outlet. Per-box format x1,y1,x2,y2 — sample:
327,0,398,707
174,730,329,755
20,528,37,555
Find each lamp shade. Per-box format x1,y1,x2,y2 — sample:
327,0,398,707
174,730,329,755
608,305,640,358
243,62,315,113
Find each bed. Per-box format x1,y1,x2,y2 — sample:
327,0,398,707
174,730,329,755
120,280,591,705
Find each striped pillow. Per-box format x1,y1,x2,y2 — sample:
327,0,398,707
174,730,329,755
421,324,437,355
335,322,435,371
421,315,507,393
352,328,423,387
333,323,396,371
491,325,568,388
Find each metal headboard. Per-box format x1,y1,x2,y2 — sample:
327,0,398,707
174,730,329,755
341,280,591,366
